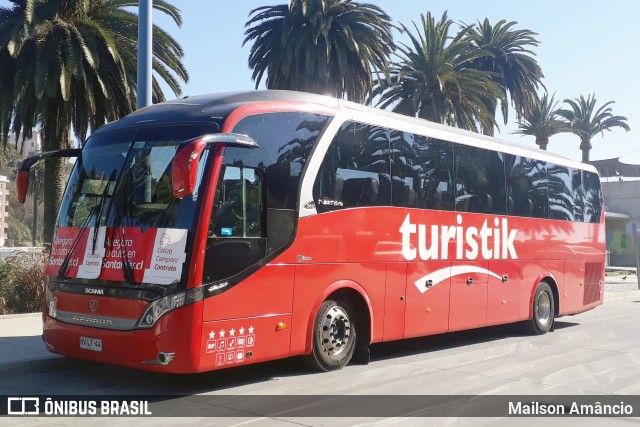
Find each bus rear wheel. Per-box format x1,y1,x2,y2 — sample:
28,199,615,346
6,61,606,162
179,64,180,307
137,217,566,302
527,281,555,335
309,299,357,371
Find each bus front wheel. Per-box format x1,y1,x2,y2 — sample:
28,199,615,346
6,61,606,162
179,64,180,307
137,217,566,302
309,299,357,371
527,281,555,335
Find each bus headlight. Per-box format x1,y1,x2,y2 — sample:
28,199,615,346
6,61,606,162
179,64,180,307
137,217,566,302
137,292,186,329
136,287,204,329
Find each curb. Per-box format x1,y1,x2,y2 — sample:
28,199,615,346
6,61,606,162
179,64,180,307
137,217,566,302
0,312,41,320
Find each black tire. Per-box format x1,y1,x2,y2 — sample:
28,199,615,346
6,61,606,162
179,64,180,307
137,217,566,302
527,281,555,335
309,299,357,371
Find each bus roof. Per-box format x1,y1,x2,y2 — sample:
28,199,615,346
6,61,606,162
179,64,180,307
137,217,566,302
94,90,340,135
94,90,597,174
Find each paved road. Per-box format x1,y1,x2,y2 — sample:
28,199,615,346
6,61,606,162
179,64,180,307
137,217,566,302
1,276,640,426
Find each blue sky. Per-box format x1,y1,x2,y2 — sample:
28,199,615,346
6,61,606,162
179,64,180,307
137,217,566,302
151,1,638,164
2,1,638,164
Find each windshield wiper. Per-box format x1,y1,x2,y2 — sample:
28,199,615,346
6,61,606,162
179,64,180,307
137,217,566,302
91,170,116,254
103,163,136,284
58,171,116,278
58,205,97,278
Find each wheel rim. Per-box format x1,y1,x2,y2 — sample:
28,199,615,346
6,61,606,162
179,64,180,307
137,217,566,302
320,305,351,356
536,291,551,326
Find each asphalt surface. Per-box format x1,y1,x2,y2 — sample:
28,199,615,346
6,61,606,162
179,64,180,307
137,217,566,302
0,273,639,426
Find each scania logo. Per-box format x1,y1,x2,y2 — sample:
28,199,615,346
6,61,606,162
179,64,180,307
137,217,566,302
90,300,98,312
84,288,104,295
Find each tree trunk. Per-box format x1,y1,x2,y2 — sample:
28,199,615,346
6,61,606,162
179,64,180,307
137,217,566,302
536,136,549,150
42,101,71,245
580,138,592,163
32,172,37,246
42,158,66,245
481,101,497,137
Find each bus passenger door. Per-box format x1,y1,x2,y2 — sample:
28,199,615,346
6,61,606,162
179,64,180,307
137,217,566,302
448,261,488,332
404,261,451,339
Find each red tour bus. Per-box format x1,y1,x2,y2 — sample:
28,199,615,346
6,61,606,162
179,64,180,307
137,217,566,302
17,91,605,373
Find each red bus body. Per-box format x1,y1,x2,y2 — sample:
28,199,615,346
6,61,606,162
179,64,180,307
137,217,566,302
38,91,605,373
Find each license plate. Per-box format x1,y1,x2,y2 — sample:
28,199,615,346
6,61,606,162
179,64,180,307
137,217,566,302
80,336,103,352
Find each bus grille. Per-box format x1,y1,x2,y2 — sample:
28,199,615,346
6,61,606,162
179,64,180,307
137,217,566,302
583,262,603,305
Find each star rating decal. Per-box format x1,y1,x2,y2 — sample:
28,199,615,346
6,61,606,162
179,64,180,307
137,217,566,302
209,326,254,338
205,325,256,360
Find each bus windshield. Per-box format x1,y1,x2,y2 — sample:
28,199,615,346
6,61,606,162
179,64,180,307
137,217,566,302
48,124,216,287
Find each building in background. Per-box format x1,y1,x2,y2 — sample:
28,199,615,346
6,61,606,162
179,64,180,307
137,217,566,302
589,157,640,268
2,131,43,247
8,131,41,159
602,181,640,267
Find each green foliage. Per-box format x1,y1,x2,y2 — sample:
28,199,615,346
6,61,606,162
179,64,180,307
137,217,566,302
7,217,31,246
557,94,631,162
465,18,544,131
513,92,569,150
372,12,503,132
1,146,47,246
0,252,47,314
244,0,395,103
0,0,188,244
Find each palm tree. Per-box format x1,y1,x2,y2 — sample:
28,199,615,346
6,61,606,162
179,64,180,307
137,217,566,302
513,92,567,150
0,0,188,244
556,94,630,162
28,163,45,246
466,18,544,135
244,0,394,103
372,12,504,133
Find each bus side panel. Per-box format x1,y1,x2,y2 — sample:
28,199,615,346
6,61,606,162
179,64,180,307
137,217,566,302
404,261,450,339
562,260,586,315
199,265,295,371
202,265,295,321
198,314,292,372
487,260,523,326
383,262,406,342
290,263,386,356
449,260,489,332
563,259,604,315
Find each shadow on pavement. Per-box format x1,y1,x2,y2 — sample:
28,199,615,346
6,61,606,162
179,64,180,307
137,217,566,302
0,320,582,396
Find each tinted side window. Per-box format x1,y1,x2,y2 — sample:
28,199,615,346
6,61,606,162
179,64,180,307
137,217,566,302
210,166,264,238
547,163,574,221
314,122,391,212
390,131,454,210
229,112,330,209
506,155,548,219
572,169,584,222
583,171,602,223
203,112,330,283
454,145,507,214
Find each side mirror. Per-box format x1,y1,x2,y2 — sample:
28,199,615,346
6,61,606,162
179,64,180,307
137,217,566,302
172,133,258,198
15,148,81,204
